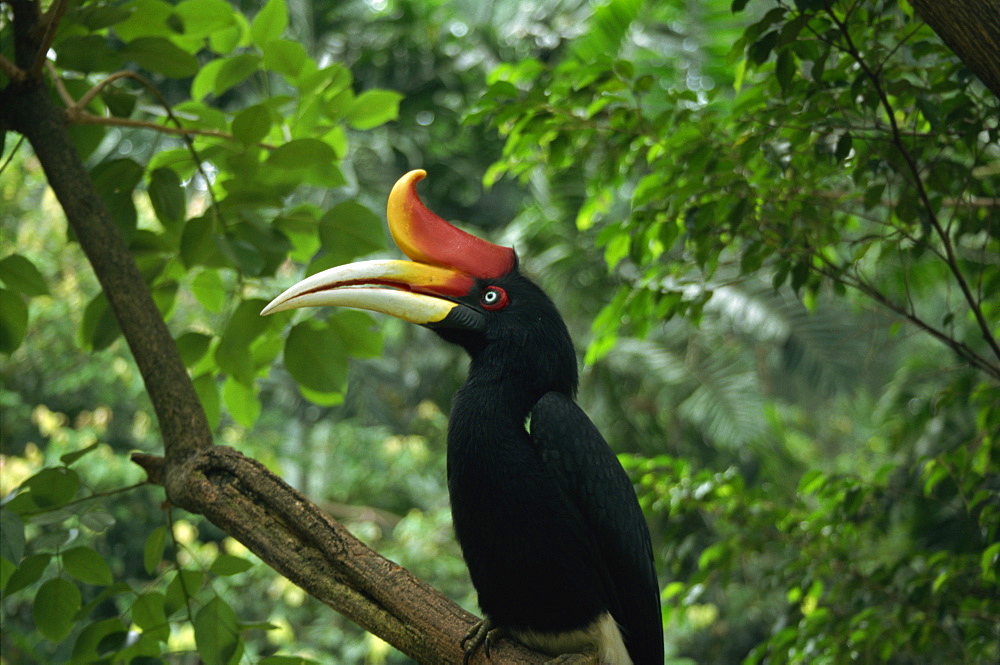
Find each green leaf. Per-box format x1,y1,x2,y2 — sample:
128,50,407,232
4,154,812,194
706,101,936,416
262,40,310,79
775,49,795,94
318,200,386,264
251,0,288,46
232,104,272,146
284,320,349,393
34,577,82,641
80,292,122,351
90,158,144,240
71,618,129,663
173,0,236,38
176,331,213,367
328,311,382,357
0,288,28,354
0,556,14,591
191,268,226,312
0,254,50,296
344,89,403,130
214,299,271,384
143,526,167,575
60,442,100,466
25,467,80,508
62,546,114,586
55,35,125,73
834,133,853,161
267,139,337,170
194,596,243,665
4,553,51,595
132,591,169,641
164,569,204,616
112,0,175,41
222,376,261,427
0,509,25,563
120,37,199,78
181,215,225,268
149,167,186,227
193,374,222,429
210,554,254,576
216,52,262,94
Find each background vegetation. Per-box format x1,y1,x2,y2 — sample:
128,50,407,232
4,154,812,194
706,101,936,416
1,0,997,663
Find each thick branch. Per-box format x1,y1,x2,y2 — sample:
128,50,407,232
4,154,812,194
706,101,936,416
134,448,551,665
910,0,1000,99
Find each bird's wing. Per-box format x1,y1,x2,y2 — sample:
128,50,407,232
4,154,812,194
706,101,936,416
530,391,664,664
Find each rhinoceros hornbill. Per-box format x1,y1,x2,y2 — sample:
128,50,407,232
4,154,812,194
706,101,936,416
262,170,663,664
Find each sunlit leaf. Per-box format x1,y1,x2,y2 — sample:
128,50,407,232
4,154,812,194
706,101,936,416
232,104,272,146
344,89,403,130
250,0,287,46
222,376,261,426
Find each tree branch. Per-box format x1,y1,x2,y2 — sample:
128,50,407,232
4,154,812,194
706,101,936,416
133,448,550,665
909,0,1000,100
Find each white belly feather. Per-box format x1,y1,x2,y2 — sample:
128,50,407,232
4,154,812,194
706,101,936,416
513,612,633,665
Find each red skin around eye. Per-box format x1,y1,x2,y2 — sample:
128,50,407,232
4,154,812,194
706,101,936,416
481,287,509,311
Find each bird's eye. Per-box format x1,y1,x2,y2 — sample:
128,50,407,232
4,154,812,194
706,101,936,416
480,286,509,311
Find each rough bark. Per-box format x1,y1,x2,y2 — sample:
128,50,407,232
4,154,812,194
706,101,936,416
0,2,550,662
910,0,1000,99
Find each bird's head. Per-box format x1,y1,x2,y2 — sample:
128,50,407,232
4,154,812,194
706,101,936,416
262,170,577,397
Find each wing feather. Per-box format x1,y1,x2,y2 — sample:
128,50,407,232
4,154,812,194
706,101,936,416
530,392,664,665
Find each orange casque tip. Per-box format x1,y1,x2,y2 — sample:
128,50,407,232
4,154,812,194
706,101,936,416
387,170,516,280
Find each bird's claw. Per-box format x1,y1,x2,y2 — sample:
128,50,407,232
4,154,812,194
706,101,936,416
462,618,504,664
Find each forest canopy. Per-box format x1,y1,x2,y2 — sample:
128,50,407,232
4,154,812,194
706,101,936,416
1,0,997,663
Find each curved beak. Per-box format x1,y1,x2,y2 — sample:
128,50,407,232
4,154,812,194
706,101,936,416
260,259,485,330
261,169,513,331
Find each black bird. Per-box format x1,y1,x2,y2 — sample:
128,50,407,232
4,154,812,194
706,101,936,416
263,170,663,664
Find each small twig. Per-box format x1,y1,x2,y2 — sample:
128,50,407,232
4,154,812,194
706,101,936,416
17,481,149,517
0,53,26,82
29,0,69,78
68,110,241,142
824,5,1000,367
45,60,76,106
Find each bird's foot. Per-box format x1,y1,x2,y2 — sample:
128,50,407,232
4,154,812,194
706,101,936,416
461,617,505,664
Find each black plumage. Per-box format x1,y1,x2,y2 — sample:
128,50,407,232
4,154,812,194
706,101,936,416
262,170,663,664
438,272,663,664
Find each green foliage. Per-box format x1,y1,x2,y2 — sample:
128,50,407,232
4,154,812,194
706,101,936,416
470,0,999,662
